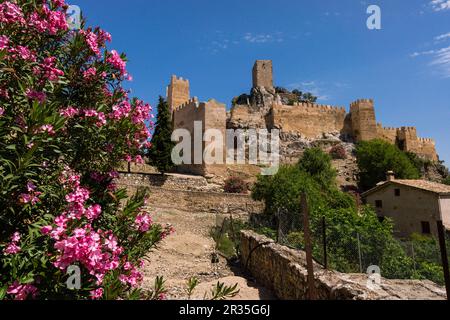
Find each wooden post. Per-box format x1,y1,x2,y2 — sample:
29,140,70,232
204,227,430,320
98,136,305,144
301,193,316,300
436,220,450,300
322,216,328,270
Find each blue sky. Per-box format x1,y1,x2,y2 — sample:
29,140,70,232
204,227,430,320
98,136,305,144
74,0,450,164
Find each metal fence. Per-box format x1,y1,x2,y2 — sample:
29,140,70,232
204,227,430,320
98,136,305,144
272,196,450,297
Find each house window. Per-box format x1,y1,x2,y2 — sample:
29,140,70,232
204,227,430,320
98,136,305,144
375,200,383,208
395,189,401,197
421,221,431,235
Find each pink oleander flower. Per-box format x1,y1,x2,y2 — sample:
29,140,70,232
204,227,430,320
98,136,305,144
134,155,144,164
83,67,97,80
0,35,9,50
40,124,55,135
19,192,41,205
0,107,4,117
124,154,132,163
26,181,37,192
98,29,112,43
60,106,79,118
86,204,102,220
9,45,36,62
90,288,104,300
107,50,126,75
4,232,21,255
41,226,53,235
7,281,38,300
34,57,64,83
28,5,68,35
84,109,98,117
134,213,152,232
80,30,100,56
0,2,25,25
4,242,21,255
96,112,106,127
26,89,46,103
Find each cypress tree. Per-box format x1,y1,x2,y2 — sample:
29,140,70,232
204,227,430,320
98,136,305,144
148,96,175,174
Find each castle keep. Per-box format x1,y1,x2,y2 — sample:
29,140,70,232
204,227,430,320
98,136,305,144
167,61,438,175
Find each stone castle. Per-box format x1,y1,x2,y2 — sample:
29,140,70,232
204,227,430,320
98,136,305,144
167,60,438,176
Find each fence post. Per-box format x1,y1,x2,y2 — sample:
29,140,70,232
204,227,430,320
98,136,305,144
301,192,316,300
436,220,450,300
357,233,363,273
322,216,328,270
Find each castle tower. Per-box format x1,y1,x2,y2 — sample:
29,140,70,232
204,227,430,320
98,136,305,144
396,127,418,152
167,75,190,113
252,60,274,89
350,99,377,142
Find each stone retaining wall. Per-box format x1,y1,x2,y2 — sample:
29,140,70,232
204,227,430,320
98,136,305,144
240,230,446,300
116,173,264,216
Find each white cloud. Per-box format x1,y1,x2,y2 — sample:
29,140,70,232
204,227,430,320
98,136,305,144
411,46,450,77
435,32,450,41
243,32,284,44
430,0,450,11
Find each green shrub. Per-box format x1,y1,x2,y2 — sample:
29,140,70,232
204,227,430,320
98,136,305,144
356,139,420,191
224,176,248,194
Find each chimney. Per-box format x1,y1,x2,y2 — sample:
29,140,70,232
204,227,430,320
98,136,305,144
387,171,395,182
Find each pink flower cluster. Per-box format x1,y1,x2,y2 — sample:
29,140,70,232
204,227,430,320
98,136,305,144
134,212,153,232
9,45,36,62
59,106,79,118
110,100,131,120
39,124,56,135
0,35,9,50
0,107,4,117
19,181,42,206
4,232,21,255
0,2,25,25
41,170,151,298
7,281,38,300
33,57,64,83
28,5,68,35
83,109,107,127
107,50,127,76
0,88,9,99
26,89,46,103
80,30,101,56
83,67,97,80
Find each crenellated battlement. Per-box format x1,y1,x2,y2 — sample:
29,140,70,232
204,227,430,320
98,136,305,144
350,99,374,108
281,102,346,114
377,123,397,131
170,75,189,84
418,137,435,144
174,97,199,112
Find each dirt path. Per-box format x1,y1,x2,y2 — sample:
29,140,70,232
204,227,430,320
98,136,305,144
141,208,274,300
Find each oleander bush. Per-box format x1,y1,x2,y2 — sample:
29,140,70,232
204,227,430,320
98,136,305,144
0,0,173,300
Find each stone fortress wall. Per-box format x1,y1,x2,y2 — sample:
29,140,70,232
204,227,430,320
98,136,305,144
167,60,438,175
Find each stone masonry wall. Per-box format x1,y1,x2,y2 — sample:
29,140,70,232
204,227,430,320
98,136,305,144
117,173,264,216
270,103,347,138
240,230,446,300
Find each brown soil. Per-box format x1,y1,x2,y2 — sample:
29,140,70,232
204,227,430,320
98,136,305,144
141,208,274,300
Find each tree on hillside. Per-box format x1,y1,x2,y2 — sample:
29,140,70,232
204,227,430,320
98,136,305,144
443,176,450,186
356,140,420,191
298,148,337,188
147,96,175,174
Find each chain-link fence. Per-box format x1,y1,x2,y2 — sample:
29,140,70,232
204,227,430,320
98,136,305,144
273,203,450,289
